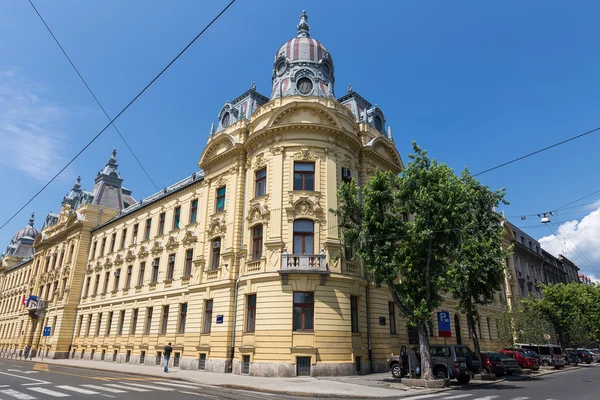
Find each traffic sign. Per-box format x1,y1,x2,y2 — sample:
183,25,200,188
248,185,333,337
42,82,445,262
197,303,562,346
216,315,224,324
437,311,451,338
43,326,51,337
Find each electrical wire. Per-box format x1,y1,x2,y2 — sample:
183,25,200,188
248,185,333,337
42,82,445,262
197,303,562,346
28,0,159,192
0,0,237,233
473,126,600,177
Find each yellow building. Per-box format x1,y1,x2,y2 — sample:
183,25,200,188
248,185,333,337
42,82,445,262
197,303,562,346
1,11,507,375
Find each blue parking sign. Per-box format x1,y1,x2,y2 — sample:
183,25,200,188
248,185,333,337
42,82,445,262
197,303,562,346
43,326,51,337
437,311,451,337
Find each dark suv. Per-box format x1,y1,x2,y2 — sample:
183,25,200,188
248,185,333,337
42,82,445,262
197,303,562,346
387,347,409,378
575,349,594,364
430,344,478,384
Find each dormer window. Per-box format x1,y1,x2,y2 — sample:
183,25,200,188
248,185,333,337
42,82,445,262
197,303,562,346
374,115,383,132
221,112,231,128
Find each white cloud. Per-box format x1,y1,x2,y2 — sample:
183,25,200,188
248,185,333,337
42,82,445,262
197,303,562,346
0,69,67,180
539,206,600,280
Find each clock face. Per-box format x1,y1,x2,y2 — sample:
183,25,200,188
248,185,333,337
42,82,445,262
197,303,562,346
296,77,313,95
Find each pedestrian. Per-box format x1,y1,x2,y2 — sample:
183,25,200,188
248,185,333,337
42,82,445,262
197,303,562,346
163,342,173,373
23,345,30,360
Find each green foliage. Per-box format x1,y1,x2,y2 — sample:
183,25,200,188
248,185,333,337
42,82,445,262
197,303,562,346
498,304,550,345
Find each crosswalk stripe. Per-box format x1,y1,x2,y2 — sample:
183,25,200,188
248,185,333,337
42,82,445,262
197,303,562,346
56,386,99,395
106,383,150,392
401,394,445,400
28,387,70,398
81,384,126,393
0,389,36,400
442,395,473,399
472,397,499,400
512,397,530,400
118,382,174,391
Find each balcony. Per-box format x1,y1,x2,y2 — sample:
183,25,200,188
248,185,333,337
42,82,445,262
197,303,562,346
279,249,329,285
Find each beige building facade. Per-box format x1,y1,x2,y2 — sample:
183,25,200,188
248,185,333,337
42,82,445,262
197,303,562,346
1,11,508,375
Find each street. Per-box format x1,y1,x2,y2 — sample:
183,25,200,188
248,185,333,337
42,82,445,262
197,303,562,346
0,360,305,400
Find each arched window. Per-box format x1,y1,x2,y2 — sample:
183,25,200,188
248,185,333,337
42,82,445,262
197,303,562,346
211,238,221,270
252,225,263,260
293,220,314,254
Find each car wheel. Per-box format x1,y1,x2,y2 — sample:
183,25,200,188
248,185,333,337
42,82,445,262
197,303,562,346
481,367,491,376
391,364,402,378
457,375,471,384
586,361,592,364
542,360,549,367
433,366,447,380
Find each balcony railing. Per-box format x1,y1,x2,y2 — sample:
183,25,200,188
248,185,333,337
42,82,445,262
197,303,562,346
280,248,327,272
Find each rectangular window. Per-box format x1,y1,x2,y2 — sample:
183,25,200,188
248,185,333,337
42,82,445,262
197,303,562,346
145,307,153,334
86,314,92,336
350,295,359,333
203,300,213,333
246,294,256,333
93,274,100,296
138,262,146,286
173,207,181,230
140,351,145,364
184,249,193,277
118,310,125,335
293,292,314,331
125,265,132,289
216,187,226,212
293,162,315,191
158,213,166,235
167,254,175,280
341,167,352,183
212,238,221,270
113,269,121,291
106,311,113,336
144,219,152,240
296,356,311,376
152,259,160,283
132,224,139,244
190,199,198,224
161,305,169,335
131,308,138,335
77,315,83,336
389,302,397,334
242,355,250,374
255,168,266,197
103,271,110,293
52,315,57,335
121,229,127,249
84,277,91,297
178,303,187,334
344,245,355,261
69,244,75,262
198,354,206,370
91,242,97,259
100,237,106,256
110,233,116,253
252,225,263,260
96,313,103,336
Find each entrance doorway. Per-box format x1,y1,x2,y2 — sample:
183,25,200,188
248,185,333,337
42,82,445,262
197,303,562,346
454,314,462,345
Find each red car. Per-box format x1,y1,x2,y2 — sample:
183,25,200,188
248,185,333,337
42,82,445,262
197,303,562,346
499,349,540,371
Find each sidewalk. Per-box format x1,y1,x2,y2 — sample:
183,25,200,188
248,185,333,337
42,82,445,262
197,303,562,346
31,358,435,398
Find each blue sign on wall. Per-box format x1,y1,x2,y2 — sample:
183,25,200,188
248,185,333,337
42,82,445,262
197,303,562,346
216,315,224,324
437,311,451,337
42,326,51,337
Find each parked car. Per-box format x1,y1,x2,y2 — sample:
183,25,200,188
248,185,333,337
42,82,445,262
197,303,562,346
481,352,506,376
588,349,600,363
575,349,594,364
500,349,540,371
430,344,477,384
497,352,521,375
387,346,409,378
564,349,581,366
511,344,564,368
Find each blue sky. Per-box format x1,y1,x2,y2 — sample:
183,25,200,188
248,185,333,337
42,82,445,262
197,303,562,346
1,0,600,279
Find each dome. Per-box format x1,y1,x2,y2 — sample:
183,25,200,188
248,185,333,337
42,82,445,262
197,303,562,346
12,213,39,242
270,10,335,100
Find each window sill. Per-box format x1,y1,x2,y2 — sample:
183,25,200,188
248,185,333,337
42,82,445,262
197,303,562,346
186,222,198,228
292,330,315,334
164,279,173,284
169,228,180,234
243,331,256,335
134,285,143,289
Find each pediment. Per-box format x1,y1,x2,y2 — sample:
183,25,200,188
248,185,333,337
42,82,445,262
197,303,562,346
269,104,340,128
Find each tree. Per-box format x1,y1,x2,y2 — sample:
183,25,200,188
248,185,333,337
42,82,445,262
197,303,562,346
334,142,468,380
446,170,508,366
498,304,550,345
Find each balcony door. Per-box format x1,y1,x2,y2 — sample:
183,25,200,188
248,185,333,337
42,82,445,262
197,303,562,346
293,220,314,254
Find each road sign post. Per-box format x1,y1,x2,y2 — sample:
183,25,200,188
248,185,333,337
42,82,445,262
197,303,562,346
437,311,452,379
41,326,51,361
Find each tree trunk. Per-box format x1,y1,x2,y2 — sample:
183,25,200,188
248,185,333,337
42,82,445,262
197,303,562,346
466,313,482,373
417,321,433,380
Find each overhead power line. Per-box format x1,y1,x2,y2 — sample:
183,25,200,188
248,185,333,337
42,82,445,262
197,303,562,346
473,126,600,177
0,0,237,233
28,0,160,192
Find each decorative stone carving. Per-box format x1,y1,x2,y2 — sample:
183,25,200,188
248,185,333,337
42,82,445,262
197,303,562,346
293,148,317,161
125,249,136,261
247,203,269,223
165,236,179,250
138,246,148,258
182,231,198,246
294,199,314,215
208,217,226,237
151,241,163,254
254,153,267,169
270,146,284,155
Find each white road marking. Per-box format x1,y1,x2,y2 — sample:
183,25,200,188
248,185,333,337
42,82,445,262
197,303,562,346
471,397,499,400
0,384,10,388
512,397,530,400
28,387,71,397
0,371,50,385
442,395,473,399
56,385,99,395
1,389,37,399
153,381,205,389
178,392,222,399
7,370,37,374
117,382,174,391
401,394,445,400
106,383,150,392
81,385,127,393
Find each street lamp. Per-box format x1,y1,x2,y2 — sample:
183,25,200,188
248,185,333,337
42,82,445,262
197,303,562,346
540,213,551,224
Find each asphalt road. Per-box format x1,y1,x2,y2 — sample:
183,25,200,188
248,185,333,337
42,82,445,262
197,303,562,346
409,364,600,400
0,359,306,400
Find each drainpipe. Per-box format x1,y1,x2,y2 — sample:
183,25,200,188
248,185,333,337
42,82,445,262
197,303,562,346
229,149,248,372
